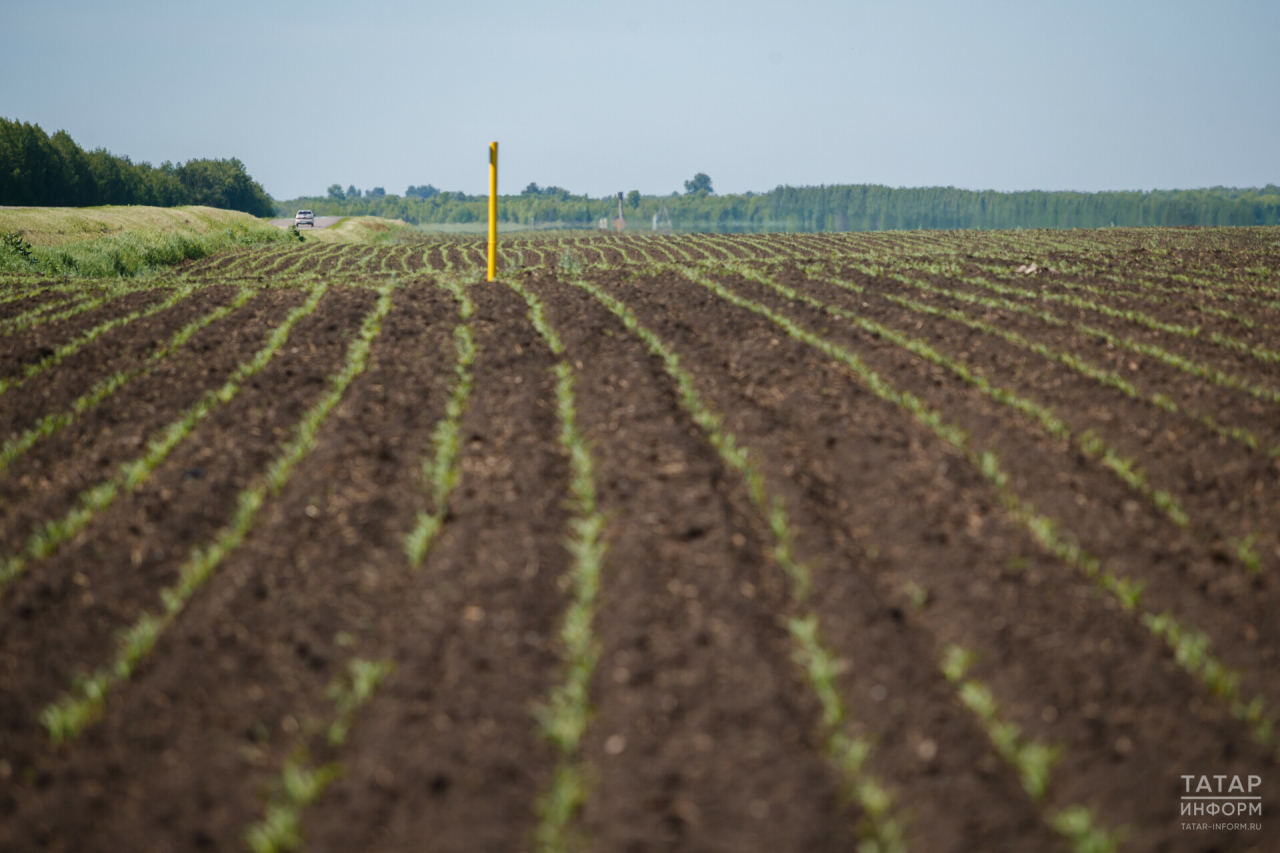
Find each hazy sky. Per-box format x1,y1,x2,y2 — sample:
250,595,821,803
4,0,1277,199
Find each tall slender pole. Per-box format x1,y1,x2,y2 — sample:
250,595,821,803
487,142,498,282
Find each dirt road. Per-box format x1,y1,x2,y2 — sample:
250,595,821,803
269,215,342,229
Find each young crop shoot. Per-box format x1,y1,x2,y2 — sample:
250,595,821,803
39,285,394,742
0,286,259,473
0,280,201,397
505,277,613,850
244,657,395,853
854,275,1267,456
940,646,1127,852
717,262,1191,530
669,261,1280,763
941,267,1280,368
0,286,328,593
0,278,158,337
847,260,1280,441
567,272,907,853
403,274,476,567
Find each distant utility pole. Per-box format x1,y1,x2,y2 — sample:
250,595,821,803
616,191,625,232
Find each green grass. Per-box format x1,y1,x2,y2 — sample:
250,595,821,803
1,219,291,277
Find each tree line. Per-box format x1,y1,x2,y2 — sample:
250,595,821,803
280,178,1280,232
0,117,275,216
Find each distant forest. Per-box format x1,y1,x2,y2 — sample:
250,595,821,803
4,116,1276,231
280,180,1280,232
0,118,274,216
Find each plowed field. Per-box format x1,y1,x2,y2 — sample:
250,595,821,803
2,226,1279,852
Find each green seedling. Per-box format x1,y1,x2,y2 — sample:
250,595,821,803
39,285,393,742
571,271,906,853
671,261,1280,761
0,286,258,472
404,275,476,567
244,758,343,853
0,286,327,592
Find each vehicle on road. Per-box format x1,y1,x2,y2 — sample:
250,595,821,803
294,210,315,228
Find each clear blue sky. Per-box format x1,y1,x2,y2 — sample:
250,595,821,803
4,0,1277,199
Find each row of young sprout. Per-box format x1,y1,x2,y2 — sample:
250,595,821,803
0,279,190,382
248,272,478,853
403,274,476,566
30,283,351,740
970,257,1280,316
0,285,330,591
660,262,1280,765
970,259,1270,328
841,265,1270,455
828,259,1277,570
0,277,167,337
758,245,1278,556
731,241,1279,464
502,278,612,853
559,270,909,852
716,261,1192,530
0,286,259,474
244,657,395,853
957,257,1277,344
641,261,1277,849
847,257,1280,423
906,258,1280,368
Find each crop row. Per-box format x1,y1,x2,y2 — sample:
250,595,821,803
654,262,1280,755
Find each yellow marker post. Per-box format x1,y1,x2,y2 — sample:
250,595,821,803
487,141,498,281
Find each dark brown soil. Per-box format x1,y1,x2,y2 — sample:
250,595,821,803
527,272,865,851
2,227,1279,852
0,287,376,806
0,288,307,556
599,266,1277,852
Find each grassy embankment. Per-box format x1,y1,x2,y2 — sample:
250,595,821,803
0,205,292,277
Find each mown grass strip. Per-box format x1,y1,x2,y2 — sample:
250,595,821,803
941,646,1128,853
0,286,260,474
716,263,1190,530
569,273,907,853
505,278,609,852
0,285,328,593
675,267,1280,762
403,274,476,567
38,283,392,743
0,280,201,398
243,657,395,853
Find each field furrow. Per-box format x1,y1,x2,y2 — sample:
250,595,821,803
0,286,366,783
3,278,466,852
299,280,571,853
2,227,1278,852
590,265,1279,850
